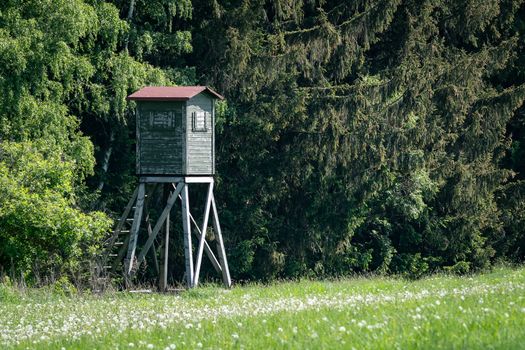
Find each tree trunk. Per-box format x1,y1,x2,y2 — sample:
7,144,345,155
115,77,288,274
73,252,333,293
127,0,136,20
124,0,136,51
97,130,115,192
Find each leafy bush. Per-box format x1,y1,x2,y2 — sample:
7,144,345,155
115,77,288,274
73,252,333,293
0,141,111,284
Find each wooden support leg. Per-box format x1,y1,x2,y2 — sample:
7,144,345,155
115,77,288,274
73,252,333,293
172,184,222,274
188,212,222,273
159,184,171,292
145,184,160,274
211,194,232,288
162,211,170,290
193,181,214,287
181,183,194,288
136,183,183,267
125,183,145,275
146,220,160,275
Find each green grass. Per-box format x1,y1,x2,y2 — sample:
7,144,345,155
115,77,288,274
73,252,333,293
1,267,525,349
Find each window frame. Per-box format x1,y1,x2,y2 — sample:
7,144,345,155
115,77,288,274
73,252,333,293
191,111,208,132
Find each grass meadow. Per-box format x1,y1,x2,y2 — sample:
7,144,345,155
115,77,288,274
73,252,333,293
1,266,524,349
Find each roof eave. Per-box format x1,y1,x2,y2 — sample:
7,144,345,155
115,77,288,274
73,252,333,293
126,96,189,101
126,86,225,101
204,87,225,100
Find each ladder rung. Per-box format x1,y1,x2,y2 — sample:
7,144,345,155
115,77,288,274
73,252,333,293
109,254,118,257
115,242,124,246
126,218,134,221
103,266,112,269
120,230,130,233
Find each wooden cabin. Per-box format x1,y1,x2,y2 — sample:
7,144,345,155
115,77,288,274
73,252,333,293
127,86,224,176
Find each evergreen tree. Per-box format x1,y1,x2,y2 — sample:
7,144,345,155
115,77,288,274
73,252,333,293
192,0,525,278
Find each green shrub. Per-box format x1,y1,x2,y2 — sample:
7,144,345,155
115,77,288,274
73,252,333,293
0,141,112,285
444,261,471,275
52,276,77,296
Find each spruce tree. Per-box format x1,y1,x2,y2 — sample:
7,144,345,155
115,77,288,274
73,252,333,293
192,0,525,278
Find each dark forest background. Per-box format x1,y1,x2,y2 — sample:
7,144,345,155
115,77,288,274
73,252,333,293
1,0,525,286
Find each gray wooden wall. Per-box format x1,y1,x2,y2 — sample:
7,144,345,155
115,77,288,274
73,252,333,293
137,101,184,174
186,94,214,175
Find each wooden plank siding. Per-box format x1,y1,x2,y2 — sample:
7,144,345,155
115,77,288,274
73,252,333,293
185,94,214,175
137,101,184,175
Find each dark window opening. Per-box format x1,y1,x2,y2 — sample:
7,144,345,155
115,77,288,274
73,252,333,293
192,111,207,132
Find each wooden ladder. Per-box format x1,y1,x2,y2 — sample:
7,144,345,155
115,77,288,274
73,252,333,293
98,186,160,283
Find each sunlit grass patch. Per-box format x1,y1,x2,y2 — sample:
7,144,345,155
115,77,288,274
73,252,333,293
1,266,524,349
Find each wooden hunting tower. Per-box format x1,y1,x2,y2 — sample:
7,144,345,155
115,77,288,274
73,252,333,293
128,86,222,176
101,86,231,290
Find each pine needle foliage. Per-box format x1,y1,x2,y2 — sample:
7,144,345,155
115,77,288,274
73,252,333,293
193,0,525,278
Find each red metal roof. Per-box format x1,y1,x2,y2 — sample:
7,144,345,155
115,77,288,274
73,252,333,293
127,86,224,101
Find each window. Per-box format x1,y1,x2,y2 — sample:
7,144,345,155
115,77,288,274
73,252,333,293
192,111,207,132
147,111,177,130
